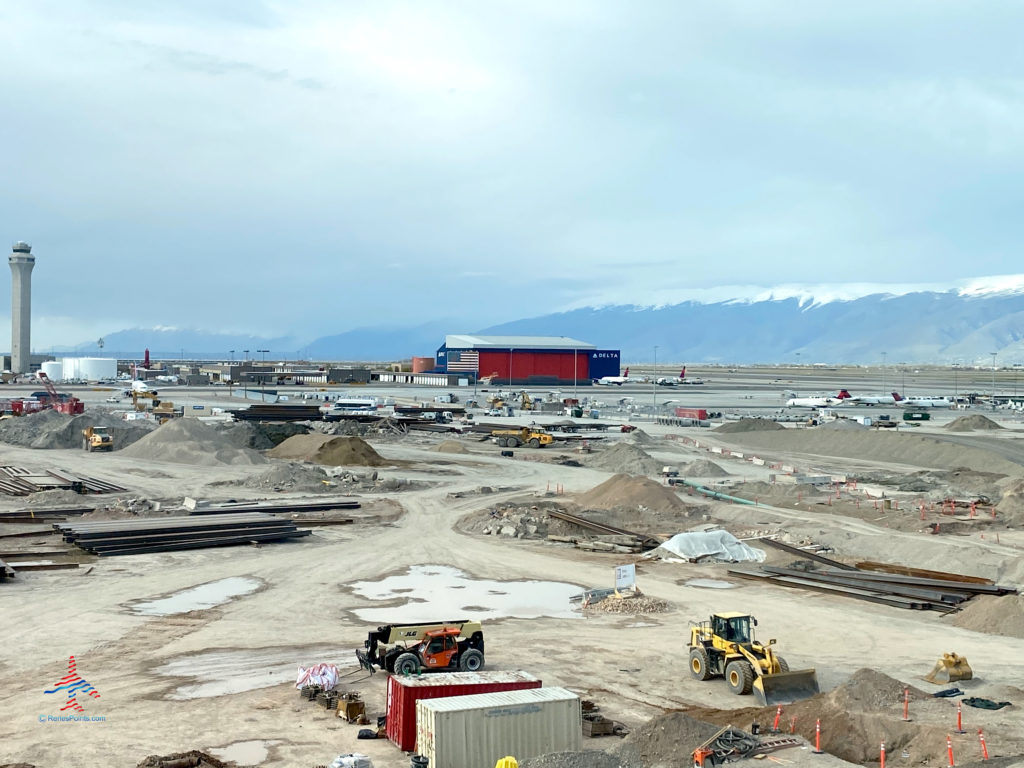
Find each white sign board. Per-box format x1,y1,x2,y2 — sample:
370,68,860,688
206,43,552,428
615,563,636,590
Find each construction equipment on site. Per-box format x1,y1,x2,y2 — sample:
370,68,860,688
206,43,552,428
494,758,518,768
924,652,973,684
520,392,534,411
692,724,801,767
357,620,485,675
491,428,553,448
688,612,819,706
37,373,84,415
81,426,113,452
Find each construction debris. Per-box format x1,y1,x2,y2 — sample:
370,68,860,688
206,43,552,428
0,466,128,497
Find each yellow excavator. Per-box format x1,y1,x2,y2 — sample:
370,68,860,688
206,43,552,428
688,612,819,706
520,391,534,411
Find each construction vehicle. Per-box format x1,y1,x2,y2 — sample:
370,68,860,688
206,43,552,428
81,426,114,452
37,373,84,415
688,613,819,706
520,391,534,411
356,620,485,675
491,427,553,448
924,652,973,684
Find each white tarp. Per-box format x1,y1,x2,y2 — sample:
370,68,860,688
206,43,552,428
296,663,339,690
653,530,766,563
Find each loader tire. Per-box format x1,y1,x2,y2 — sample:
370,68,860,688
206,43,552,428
529,438,540,448
689,647,713,681
393,653,420,676
726,660,754,696
459,649,484,672
776,655,790,672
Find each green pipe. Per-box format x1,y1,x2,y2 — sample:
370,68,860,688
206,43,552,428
677,479,758,506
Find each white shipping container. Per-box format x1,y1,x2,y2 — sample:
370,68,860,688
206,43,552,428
415,686,581,768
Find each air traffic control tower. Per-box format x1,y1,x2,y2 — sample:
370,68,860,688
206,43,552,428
9,241,35,374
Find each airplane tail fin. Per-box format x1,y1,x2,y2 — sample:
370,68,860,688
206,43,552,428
893,392,903,401
624,367,629,377
680,366,686,379
837,389,853,399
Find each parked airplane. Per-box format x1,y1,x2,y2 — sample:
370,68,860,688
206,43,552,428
595,367,630,386
785,389,853,408
657,367,687,386
901,395,952,408
842,391,904,405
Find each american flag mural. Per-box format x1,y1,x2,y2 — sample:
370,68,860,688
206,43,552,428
445,350,480,372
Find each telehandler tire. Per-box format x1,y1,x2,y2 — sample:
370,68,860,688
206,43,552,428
459,649,484,671
393,653,420,676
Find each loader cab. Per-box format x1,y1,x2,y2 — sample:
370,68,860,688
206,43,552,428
712,613,753,645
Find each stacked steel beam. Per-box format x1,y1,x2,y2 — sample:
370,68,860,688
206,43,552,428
54,513,310,557
727,539,1016,612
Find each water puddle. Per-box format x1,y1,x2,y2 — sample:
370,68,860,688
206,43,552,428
350,565,583,622
210,740,279,765
155,645,344,700
685,579,736,589
130,577,263,616
625,621,658,628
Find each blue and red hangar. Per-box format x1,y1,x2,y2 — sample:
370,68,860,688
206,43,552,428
435,335,621,386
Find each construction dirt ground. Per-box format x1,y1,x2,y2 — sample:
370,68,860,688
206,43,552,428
4,378,1024,768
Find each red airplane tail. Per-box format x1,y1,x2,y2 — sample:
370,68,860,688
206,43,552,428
680,366,686,379
624,367,629,377
837,389,853,399
892,392,903,402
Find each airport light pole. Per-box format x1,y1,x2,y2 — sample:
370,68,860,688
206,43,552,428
953,360,959,407
243,349,250,362
991,352,998,410
229,350,235,362
258,348,269,362
881,351,887,394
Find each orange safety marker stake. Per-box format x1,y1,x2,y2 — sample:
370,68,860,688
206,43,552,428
771,704,782,733
947,734,955,767
978,729,988,761
955,701,966,733
880,741,886,768
812,719,824,754
902,687,911,721
789,716,796,734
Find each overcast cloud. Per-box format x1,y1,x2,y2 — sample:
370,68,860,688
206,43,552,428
2,1,1023,347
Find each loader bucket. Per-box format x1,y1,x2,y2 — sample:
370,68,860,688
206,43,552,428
924,653,972,684
753,669,820,707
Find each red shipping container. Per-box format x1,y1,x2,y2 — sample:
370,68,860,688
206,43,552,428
674,407,709,420
386,671,541,751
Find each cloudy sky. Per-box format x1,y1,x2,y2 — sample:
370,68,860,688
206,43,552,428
3,1,1024,347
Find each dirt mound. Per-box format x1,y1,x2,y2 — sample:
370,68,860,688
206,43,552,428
995,478,1024,525
946,414,1003,431
685,669,950,766
119,419,267,466
612,711,720,768
951,594,1024,638
588,443,662,475
231,421,310,449
432,439,469,454
137,752,226,768
0,408,156,450
577,474,689,516
241,462,334,493
681,459,729,477
714,418,785,433
269,435,385,466
818,418,867,431
624,428,657,446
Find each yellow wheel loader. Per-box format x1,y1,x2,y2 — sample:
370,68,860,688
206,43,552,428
688,612,819,706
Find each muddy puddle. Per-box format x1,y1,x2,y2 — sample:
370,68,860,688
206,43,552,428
685,579,736,589
210,740,279,765
350,564,583,622
130,576,263,616
155,645,344,700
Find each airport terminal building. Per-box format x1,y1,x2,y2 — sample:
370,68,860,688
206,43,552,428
435,335,620,386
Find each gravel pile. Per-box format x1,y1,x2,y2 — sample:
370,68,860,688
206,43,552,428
432,439,469,453
0,408,156,450
946,414,1003,431
268,435,386,466
951,594,1024,639
520,752,633,768
119,419,267,466
585,595,670,614
714,418,785,433
588,443,663,476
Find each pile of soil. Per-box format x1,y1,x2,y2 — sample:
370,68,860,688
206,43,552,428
588,443,663,475
611,711,720,768
0,408,156,450
24,489,97,508
624,428,657,446
119,419,267,466
946,414,1003,432
233,421,310,449
714,418,785,433
137,752,226,768
269,435,385,466
685,669,952,766
995,478,1024,525
432,439,469,454
577,474,690,516
681,459,729,477
951,594,1024,638
241,462,335,493
817,418,867,431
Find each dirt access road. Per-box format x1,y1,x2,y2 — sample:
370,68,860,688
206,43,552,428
2,439,1024,767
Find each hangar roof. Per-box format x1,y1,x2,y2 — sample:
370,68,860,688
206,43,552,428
444,335,596,351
